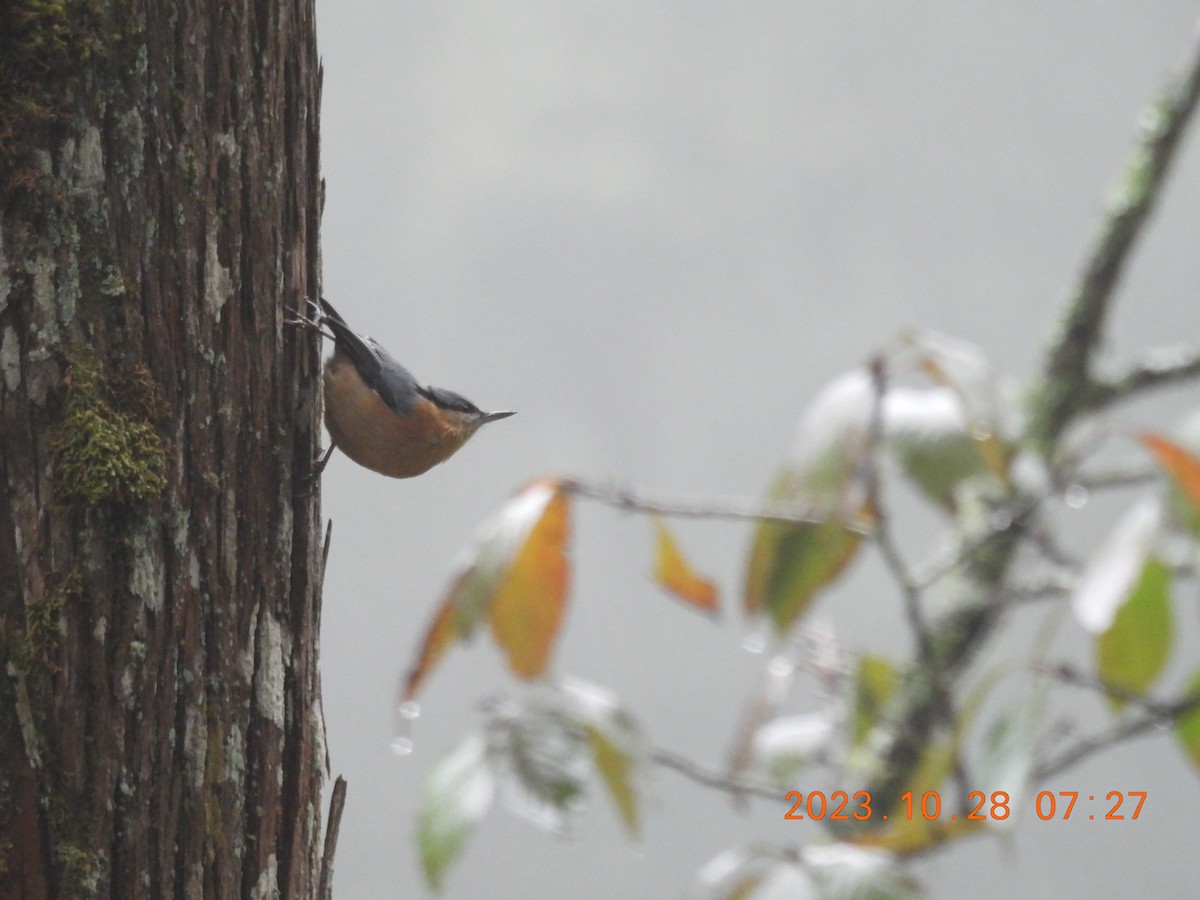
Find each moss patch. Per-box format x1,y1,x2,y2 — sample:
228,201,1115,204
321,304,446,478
0,0,110,201
47,350,167,507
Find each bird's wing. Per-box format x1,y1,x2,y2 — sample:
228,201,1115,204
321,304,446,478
320,298,419,416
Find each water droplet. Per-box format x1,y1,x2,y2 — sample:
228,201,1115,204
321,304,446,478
397,700,422,721
768,656,794,678
971,423,994,442
743,631,767,654
390,736,414,756
989,509,1013,530
1064,484,1089,509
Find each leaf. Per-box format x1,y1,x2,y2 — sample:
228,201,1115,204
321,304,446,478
1173,668,1200,770
745,514,861,633
906,329,1009,480
652,516,719,614
751,713,834,786
803,843,922,899
403,595,461,700
1096,556,1173,705
1140,432,1200,510
850,655,898,747
689,847,809,900
493,701,590,832
488,485,571,678
417,734,495,893
586,727,639,835
404,480,571,698
554,678,646,837
744,370,873,633
884,387,992,512
1071,497,1162,634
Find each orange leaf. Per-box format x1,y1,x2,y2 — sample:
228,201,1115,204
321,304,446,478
652,516,719,614
1140,433,1200,510
489,487,571,679
403,593,460,701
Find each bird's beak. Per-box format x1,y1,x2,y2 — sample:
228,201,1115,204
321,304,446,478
482,410,516,424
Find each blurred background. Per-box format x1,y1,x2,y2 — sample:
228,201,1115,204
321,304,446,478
314,3,1200,897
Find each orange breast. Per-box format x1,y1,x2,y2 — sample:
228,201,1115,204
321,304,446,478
323,354,469,478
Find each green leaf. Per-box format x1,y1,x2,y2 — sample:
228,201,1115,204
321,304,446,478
746,515,861,633
851,655,898,747
1173,668,1200,770
417,734,495,893
1096,557,1173,706
744,370,874,634
585,726,640,836
556,678,645,838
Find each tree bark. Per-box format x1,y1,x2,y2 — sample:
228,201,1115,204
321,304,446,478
0,1,326,896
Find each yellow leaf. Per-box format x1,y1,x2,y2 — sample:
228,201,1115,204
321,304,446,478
652,516,718,614
403,479,571,698
1140,432,1200,510
489,487,571,679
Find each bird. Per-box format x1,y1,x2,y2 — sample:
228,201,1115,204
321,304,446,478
288,298,515,478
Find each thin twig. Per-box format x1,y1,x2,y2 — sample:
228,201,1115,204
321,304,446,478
1073,462,1160,492
560,478,871,534
1039,663,1190,715
1033,689,1200,781
318,775,348,900
1086,343,1200,411
650,746,784,803
862,357,937,671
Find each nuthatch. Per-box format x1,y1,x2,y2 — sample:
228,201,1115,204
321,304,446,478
289,298,514,478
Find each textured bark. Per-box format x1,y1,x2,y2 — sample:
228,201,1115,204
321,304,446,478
0,1,326,897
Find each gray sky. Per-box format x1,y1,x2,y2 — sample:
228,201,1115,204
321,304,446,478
315,3,1200,897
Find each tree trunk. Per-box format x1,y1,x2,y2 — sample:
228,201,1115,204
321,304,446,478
0,1,327,896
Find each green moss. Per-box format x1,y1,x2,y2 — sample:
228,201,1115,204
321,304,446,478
9,568,80,675
47,349,167,507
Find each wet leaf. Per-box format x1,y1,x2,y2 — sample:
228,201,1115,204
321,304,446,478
1096,556,1173,706
653,516,719,614
489,485,571,678
804,843,922,899
746,513,862,633
1140,432,1200,510
1173,668,1200,770
403,595,462,700
689,847,808,900
403,480,571,699
752,713,834,786
417,733,495,893
1071,497,1161,634
884,386,992,512
744,370,873,633
554,678,645,837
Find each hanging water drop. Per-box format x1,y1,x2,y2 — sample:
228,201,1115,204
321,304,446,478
743,630,767,654
390,736,414,756
1064,484,1089,509
397,700,422,721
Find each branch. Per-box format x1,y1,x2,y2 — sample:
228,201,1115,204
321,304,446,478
1085,343,1200,412
862,358,937,672
1028,28,1200,450
1033,688,1200,781
560,478,870,534
650,746,784,803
